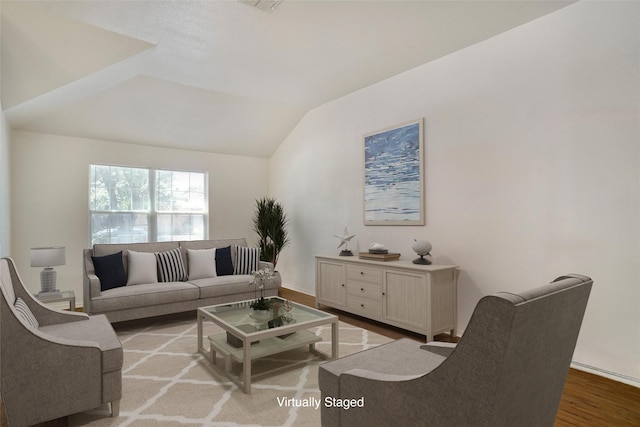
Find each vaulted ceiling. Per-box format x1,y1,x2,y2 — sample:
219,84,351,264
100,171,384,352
1,0,573,158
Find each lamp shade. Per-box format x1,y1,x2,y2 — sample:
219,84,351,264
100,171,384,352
30,247,66,267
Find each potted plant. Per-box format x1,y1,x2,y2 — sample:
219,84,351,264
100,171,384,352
253,197,290,269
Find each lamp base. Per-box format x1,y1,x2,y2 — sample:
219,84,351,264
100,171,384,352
339,250,353,256
40,267,58,293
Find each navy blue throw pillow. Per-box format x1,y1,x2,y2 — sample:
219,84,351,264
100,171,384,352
92,251,127,291
215,246,234,276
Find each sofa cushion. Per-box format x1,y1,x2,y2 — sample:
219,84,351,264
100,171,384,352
92,251,127,291
39,314,123,373
14,297,39,328
188,275,255,298
215,245,234,276
234,246,260,275
90,281,200,313
318,338,447,403
127,250,158,285
187,248,217,280
155,248,187,282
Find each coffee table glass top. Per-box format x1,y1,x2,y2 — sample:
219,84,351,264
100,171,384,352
200,297,332,333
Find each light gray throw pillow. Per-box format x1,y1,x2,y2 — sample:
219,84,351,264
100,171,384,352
187,248,217,280
127,250,158,285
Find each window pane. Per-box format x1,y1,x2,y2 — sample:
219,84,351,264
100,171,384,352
156,214,205,241
89,165,149,212
156,170,172,212
90,212,149,244
157,214,172,242
190,172,205,193
131,168,149,211
190,192,205,212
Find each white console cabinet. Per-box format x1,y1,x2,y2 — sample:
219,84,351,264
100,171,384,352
315,255,458,342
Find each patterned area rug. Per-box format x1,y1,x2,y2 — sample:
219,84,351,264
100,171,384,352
69,313,392,426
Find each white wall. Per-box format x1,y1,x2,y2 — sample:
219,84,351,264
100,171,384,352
270,1,640,382
10,131,269,302
0,103,10,257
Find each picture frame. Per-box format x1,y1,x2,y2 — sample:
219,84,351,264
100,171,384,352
363,118,424,225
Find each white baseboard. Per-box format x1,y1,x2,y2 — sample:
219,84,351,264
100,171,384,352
570,361,640,388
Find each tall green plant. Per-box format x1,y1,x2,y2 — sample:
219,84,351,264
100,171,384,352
253,197,290,268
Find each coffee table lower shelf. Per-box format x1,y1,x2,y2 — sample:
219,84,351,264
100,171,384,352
206,330,323,393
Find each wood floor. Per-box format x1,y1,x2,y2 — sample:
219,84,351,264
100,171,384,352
279,288,640,427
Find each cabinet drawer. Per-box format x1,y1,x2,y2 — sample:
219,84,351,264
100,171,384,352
347,281,381,299
347,265,382,284
347,294,382,318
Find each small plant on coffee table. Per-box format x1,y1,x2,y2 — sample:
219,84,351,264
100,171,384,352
249,268,275,311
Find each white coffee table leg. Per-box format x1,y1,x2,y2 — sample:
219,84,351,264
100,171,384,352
197,311,203,354
243,339,252,394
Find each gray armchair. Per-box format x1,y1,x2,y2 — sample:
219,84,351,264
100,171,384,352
319,274,593,427
0,257,122,426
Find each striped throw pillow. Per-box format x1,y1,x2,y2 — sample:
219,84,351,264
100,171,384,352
234,246,260,275
15,297,39,328
155,248,187,282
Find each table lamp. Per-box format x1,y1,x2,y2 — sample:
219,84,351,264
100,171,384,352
30,246,65,297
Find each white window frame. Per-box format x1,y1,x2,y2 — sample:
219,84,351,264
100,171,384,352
89,164,208,245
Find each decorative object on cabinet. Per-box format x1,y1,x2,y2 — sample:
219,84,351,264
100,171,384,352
333,227,355,256
359,252,400,261
364,118,424,225
368,242,388,254
315,255,458,342
253,197,290,268
30,246,66,297
412,239,432,265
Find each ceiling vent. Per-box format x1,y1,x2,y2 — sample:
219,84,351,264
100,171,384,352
238,0,283,13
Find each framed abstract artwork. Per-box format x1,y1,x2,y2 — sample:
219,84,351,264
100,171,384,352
363,118,424,225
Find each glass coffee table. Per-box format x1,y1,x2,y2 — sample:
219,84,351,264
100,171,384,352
197,297,339,394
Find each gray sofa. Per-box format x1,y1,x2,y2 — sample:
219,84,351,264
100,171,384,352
83,238,281,323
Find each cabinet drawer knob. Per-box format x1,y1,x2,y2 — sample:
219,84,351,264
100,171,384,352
360,303,365,308
341,284,345,287
360,288,364,292
382,292,386,296
360,271,364,275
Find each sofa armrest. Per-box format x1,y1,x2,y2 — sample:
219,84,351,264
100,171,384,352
83,249,101,313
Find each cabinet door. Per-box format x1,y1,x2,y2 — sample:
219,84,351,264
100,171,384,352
383,270,427,330
316,260,346,308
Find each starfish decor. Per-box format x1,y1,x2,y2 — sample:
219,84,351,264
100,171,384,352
333,227,355,256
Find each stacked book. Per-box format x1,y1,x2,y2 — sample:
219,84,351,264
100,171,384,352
358,252,400,261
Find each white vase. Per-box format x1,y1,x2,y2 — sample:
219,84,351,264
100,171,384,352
250,309,271,323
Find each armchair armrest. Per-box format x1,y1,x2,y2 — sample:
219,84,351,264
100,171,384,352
29,299,89,327
344,368,423,382
6,263,89,327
